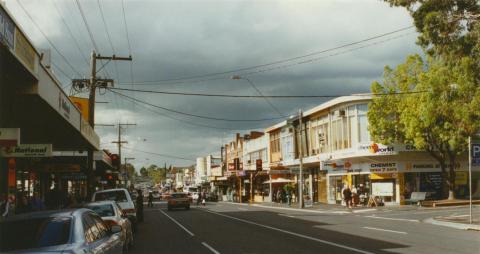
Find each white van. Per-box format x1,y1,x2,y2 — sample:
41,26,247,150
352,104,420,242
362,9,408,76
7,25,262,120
92,188,137,225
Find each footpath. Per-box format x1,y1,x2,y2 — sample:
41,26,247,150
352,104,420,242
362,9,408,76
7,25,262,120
218,200,480,231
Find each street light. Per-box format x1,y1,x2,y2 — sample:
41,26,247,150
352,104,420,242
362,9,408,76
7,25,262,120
231,75,286,118
124,157,135,188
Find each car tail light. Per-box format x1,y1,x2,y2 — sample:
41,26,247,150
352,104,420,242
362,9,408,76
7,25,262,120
123,208,135,215
104,219,118,228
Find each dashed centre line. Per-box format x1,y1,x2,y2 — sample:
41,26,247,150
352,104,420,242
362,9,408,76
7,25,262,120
202,242,221,254
362,226,407,234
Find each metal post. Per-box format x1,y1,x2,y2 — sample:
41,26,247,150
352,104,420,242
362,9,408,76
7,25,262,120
87,51,97,198
299,109,304,209
468,136,472,224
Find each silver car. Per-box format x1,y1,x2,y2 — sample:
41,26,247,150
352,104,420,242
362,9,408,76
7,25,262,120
0,208,123,254
87,201,134,252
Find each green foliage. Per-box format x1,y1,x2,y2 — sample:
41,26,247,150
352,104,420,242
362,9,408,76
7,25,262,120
384,0,480,62
369,54,480,197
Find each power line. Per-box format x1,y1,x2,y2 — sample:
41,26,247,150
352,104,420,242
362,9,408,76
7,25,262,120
109,89,285,122
74,0,99,52
106,87,427,98
17,0,82,77
119,26,414,85
122,146,196,162
113,90,259,131
96,0,120,79
120,0,136,110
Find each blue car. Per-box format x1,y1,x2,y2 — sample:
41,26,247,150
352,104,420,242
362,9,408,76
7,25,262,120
0,208,124,254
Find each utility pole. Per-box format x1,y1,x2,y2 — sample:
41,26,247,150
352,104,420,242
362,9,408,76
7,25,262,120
74,51,131,198
298,109,304,209
112,123,136,188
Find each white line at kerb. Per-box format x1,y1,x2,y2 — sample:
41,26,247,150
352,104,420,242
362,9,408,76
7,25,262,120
364,215,419,223
202,242,220,254
158,209,195,236
202,209,373,254
362,226,407,234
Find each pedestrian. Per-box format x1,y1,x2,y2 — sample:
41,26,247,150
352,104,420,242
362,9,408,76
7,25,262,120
0,193,10,220
351,185,358,207
276,189,281,203
16,194,32,214
136,189,144,223
342,185,352,208
286,190,291,206
147,191,154,208
197,192,202,206
202,192,206,206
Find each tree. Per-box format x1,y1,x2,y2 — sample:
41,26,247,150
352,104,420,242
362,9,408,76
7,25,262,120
384,0,480,64
125,163,137,180
369,54,480,199
139,167,148,177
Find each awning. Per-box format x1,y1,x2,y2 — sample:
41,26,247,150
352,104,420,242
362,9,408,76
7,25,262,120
263,178,293,184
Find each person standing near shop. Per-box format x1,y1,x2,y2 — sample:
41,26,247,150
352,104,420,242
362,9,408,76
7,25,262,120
147,191,154,208
31,192,45,211
342,185,352,208
0,194,10,220
16,194,32,214
351,185,358,207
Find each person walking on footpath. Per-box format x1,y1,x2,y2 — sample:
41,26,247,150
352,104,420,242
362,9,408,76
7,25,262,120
0,194,10,221
342,185,352,208
197,192,202,206
147,191,154,208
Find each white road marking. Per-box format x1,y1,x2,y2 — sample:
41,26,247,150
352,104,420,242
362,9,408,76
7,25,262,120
238,207,248,211
364,215,419,223
278,214,295,218
250,204,349,214
352,209,377,213
158,209,195,236
202,209,374,254
362,226,407,234
202,242,220,254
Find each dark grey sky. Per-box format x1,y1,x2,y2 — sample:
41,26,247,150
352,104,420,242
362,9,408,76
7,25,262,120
5,0,421,169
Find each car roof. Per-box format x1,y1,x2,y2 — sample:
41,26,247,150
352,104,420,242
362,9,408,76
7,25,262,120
86,201,117,206
94,188,128,193
1,208,91,222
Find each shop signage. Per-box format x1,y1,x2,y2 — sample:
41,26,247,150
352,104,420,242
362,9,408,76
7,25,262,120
58,92,72,119
269,169,291,175
7,158,16,187
14,28,36,73
455,171,468,185
216,176,228,181
1,144,52,157
372,182,393,196
0,7,15,50
70,96,89,121
211,166,222,177
0,128,20,147
359,143,396,155
369,162,397,173
472,141,480,166
237,170,246,176
43,164,81,173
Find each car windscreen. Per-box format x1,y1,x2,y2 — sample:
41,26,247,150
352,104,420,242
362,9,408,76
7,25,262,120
94,191,128,203
188,187,198,192
0,217,71,252
88,204,115,217
171,193,188,198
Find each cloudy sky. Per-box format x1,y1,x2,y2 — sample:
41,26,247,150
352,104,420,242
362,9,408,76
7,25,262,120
5,0,421,170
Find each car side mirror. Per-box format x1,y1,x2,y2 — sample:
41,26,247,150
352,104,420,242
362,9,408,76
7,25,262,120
111,225,122,234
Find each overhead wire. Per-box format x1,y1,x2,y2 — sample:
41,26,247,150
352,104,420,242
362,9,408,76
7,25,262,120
109,89,286,122
106,87,427,98
120,0,136,109
122,146,196,162
52,0,90,70
17,0,82,78
118,25,415,85
110,88,268,131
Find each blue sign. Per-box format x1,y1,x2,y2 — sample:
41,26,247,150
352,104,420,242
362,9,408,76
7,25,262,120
472,143,480,166
0,7,15,50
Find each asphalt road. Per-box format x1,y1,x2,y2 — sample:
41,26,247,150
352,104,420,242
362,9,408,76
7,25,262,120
130,202,479,254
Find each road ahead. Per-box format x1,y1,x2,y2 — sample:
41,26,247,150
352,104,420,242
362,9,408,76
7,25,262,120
131,202,479,254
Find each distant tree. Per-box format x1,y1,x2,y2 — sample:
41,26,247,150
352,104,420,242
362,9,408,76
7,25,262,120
369,54,480,200
139,167,148,177
125,163,137,180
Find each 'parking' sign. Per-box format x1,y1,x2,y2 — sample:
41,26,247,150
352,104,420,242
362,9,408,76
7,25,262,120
472,142,480,166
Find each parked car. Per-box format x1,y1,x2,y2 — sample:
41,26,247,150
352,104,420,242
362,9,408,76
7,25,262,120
167,193,191,210
92,188,137,227
86,201,134,252
0,208,123,254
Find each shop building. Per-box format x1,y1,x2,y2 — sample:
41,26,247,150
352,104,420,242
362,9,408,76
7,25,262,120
242,132,270,202
0,5,100,208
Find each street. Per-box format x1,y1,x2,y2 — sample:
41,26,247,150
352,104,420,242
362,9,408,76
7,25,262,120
131,202,479,254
